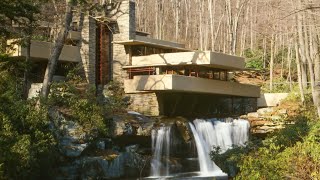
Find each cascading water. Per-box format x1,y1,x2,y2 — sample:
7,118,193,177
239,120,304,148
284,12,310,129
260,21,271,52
148,118,250,179
193,118,250,153
150,126,171,177
188,123,226,176
189,118,250,176
231,119,250,146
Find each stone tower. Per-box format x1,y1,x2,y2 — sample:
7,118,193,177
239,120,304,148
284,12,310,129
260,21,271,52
80,0,136,85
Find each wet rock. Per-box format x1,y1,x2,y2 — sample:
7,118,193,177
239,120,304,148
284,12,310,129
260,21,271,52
57,151,147,180
175,117,192,142
96,140,106,150
113,112,155,137
126,144,139,153
49,109,89,157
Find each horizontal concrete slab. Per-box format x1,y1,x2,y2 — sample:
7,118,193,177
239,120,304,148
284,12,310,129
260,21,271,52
8,40,81,63
113,35,189,51
257,93,289,107
125,75,260,98
67,31,81,41
130,51,245,70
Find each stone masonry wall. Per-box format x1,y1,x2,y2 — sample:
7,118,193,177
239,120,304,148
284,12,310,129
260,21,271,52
80,16,96,84
128,93,160,116
110,1,162,116
110,0,136,83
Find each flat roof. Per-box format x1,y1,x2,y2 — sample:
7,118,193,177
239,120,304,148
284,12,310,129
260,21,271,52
126,51,246,71
122,64,244,71
113,35,190,51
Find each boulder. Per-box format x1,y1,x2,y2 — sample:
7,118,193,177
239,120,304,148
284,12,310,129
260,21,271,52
257,107,274,115
49,109,89,158
247,112,259,118
113,112,155,137
58,152,147,179
175,117,192,142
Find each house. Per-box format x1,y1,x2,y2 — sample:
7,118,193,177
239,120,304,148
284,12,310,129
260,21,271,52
8,0,260,117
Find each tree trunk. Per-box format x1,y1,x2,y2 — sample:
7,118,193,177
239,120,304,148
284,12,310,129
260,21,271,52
295,38,305,104
41,1,74,99
270,34,275,91
23,37,31,99
296,12,308,89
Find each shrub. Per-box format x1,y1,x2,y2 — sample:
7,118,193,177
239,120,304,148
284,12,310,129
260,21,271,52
235,111,320,179
0,56,58,179
244,49,264,70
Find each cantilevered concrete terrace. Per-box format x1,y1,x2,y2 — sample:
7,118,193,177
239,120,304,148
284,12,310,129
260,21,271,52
124,74,260,98
8,39,81,63
126,51,245,70
113,35,189,51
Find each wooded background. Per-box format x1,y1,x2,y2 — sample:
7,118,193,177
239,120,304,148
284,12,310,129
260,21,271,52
135,0,320,115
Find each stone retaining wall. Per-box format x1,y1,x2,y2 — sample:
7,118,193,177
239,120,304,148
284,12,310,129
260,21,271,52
127,93,160,116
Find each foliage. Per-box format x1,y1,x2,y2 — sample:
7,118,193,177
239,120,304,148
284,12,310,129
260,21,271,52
244,48,264,70
0,55,127,179
210,143,255,177
103,81,129,114
235,112,319,179
261,77,294,93
0,0,44,37
47,79,127,137
0,56,58,179
236,115,320,179
210,92,320,179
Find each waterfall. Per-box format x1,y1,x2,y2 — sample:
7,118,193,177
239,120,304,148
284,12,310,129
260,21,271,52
193,118,249,153
150,126,171,177
231,119,250,146
188,123,226,176
189,118,249,176
148,118,249,178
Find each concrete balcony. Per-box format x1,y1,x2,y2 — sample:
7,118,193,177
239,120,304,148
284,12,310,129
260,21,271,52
130,51,245,70
113,35,188,51
125,75,260,98
9,40,81,63
67,31,81,41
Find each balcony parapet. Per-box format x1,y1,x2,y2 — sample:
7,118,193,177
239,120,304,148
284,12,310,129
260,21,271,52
130,51,245,70
125,75,260,98
8,40,81,63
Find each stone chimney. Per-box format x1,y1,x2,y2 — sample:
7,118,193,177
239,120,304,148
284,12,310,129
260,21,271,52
110,0,136,82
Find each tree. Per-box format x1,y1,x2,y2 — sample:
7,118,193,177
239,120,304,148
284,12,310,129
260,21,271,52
0,0,43,98
40,0,75,99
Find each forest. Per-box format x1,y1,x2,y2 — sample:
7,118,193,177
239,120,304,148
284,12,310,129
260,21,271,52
0,0,320,179
135,0,320,117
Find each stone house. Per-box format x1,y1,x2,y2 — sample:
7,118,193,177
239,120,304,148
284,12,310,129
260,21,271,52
9,0,260,117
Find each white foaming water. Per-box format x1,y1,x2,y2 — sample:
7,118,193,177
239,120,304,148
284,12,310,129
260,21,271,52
193,118,250,153
188,122,226,177
232,119,250,146
150,126,171,177
149,118,249,178
188,118,250,176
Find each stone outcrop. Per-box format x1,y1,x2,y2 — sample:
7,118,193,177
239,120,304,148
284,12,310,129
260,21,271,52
49,109,89,157
57,146,148,179
113,111,155,136
241,107,294,134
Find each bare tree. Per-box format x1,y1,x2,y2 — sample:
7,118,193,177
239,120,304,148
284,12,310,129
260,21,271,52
41,0,75,99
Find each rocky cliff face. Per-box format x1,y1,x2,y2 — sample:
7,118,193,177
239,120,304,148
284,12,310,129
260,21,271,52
241,99,300,136
49,109,193,179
